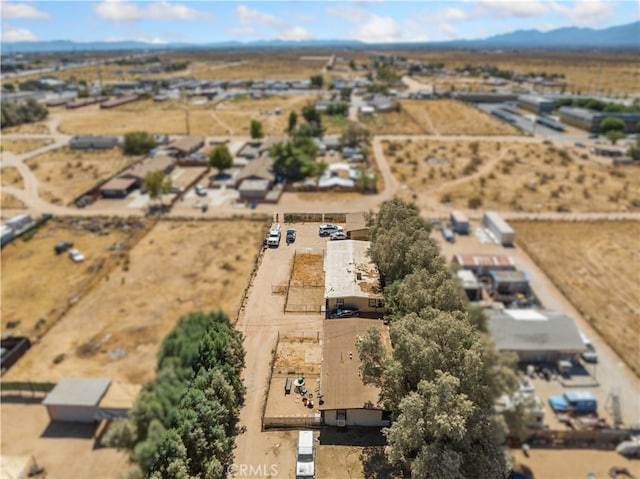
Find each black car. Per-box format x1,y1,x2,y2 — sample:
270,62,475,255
329,308,359,319
54,241,74,254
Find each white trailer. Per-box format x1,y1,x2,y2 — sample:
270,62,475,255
483,211,515,246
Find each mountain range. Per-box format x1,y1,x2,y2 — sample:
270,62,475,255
2,21,638,54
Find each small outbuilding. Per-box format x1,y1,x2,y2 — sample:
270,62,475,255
100,177,137,198
43,377,111,423
488,269,530,296
345,212,369,240
456,270,482,301
452,254,516,276
166,136,205,158
69,135,118,150
450,210,470,234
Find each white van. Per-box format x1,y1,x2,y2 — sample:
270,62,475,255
579,331,598,363
295,431,315,478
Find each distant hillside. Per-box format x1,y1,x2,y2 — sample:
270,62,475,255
2,21,638,54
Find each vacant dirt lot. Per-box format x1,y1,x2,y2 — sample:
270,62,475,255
360,110,425,135
512,220,640,377
186,56,327,80
1,166,25,189
0,192,26,209
25,146,136,205
384,139,640,213
1,217,148,337
400,99,520,136
1,139,53,154
1,123,50,134
3,218,266,385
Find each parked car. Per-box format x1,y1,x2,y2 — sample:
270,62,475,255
286,228,296,243
194,185,207,196
441,226,455,243
330,231,348,241
54,241,74,255
319,224,343,236
68,249,85,263
548,391,597,415
329,308,359,319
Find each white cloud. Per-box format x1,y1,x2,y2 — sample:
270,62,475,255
440,6,475,22
476,0,549,18
277,26,314,41
1,3,50,19
326,5,372,23
550,0,615,27
236,4,283,28
1,23,38,41
354,15,403,43
94,0,212,22
440,23,460,39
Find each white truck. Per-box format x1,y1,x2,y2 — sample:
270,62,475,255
267,223,282,247
295,431,315,478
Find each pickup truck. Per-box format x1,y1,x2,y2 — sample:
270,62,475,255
268,223,282,247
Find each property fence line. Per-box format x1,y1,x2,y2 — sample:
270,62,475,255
277,330,322,342
519,429,632,449
1,381,56,396
283,212,347,224
283,248,325,313
261,332,280,431
263,415,322,429
284,302,323,314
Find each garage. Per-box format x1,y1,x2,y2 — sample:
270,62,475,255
42,377,111,423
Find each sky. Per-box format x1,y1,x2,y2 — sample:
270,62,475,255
1,0,638,44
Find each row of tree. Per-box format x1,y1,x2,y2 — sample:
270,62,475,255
557,97,640,113
104,310,245,478
357,199,519,478
1,98,48,129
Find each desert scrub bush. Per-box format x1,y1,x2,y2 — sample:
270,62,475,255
440,192,452,204
467,196,482,209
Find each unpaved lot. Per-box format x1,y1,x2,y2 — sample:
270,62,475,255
385,139,640,213
0,402,131,479
4,218,266,385
1,217,148,337
512,220,640,377
0,138,53,154
26,146,136,205
0,192,26,209
360,110,425,135
1,165,25,189
400,99,520,136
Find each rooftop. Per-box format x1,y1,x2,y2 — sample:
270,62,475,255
489,270,529,283
346,212,368,232
320,318,389,411
43,377,111,407
454,254,515,269
167,135,204,154
324,240,382,300
487,309,586,353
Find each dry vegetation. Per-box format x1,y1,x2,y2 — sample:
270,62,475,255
359,110,425,135
0,139,53,154
1,166,25,189
3,218,266,384
25,146,135,205
511,220,640,376
0,192,26,209
1,123,50,134
400,99,520,136
385,139,640,213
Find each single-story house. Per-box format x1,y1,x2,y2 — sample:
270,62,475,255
324,240,385,315
486,309,586,363
69,135,118,150
319,318,391,427
345,212,369,240
43,377,112,423
166,136,205,158
360,106,375,116
233,156,274,189
452,254,516,276
100,177,137,198
120,155,176,187
369,95,395,112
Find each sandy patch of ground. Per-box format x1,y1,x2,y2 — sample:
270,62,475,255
1,122,50,134
1,139,53,154
401,99,520,136
1,218,149,338
385,139,640,213
26,146,136,205
359,110,425,135
512,220,640,376
3,218,266,385
0,192,27,209
1,166,25,189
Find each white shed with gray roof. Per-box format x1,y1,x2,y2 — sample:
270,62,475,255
43,377,111,423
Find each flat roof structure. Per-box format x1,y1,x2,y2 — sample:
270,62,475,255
320,318,389,411
167,136,204,155
457,269,481,289
100,177,137,192
324,240,382,300
487,309,585,354
43,377,111,408
123,155,175,180
489,270,529,283
345,212,367,231
454,254,515,269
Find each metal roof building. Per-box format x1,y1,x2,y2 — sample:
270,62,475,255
518,94,555,114
43,378,111,423
487,309,586,363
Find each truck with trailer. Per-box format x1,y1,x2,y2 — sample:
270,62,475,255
483,211,515,246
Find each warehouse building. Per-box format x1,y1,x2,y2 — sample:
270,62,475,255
517,95,555,114
487,309,585,363
559,107,640,133
483,211,515,246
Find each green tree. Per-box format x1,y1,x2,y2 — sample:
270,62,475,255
269,137,319,182
3,82,15,91
301,104,321,124
77,89,90,98
341,123,370,148
598,117,625,133
628,135,640,162
606,130,626,144
250,119,264,140
287,111,298,133
340,87,353,102
310,74,324,89
143,170,172,205
123,131,157,155
208,144,233,174
349,59,356,70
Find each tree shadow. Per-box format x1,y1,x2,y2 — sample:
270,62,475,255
318,427,386,447
360,446,406,479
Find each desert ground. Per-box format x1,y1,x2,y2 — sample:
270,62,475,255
1,165,25,189
359,109,425,135
2,218,266,385
511,220,640,376
1,139,53,155
25,147,136,205
0,192,27,209
384,138,640,213
400,99,521,136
